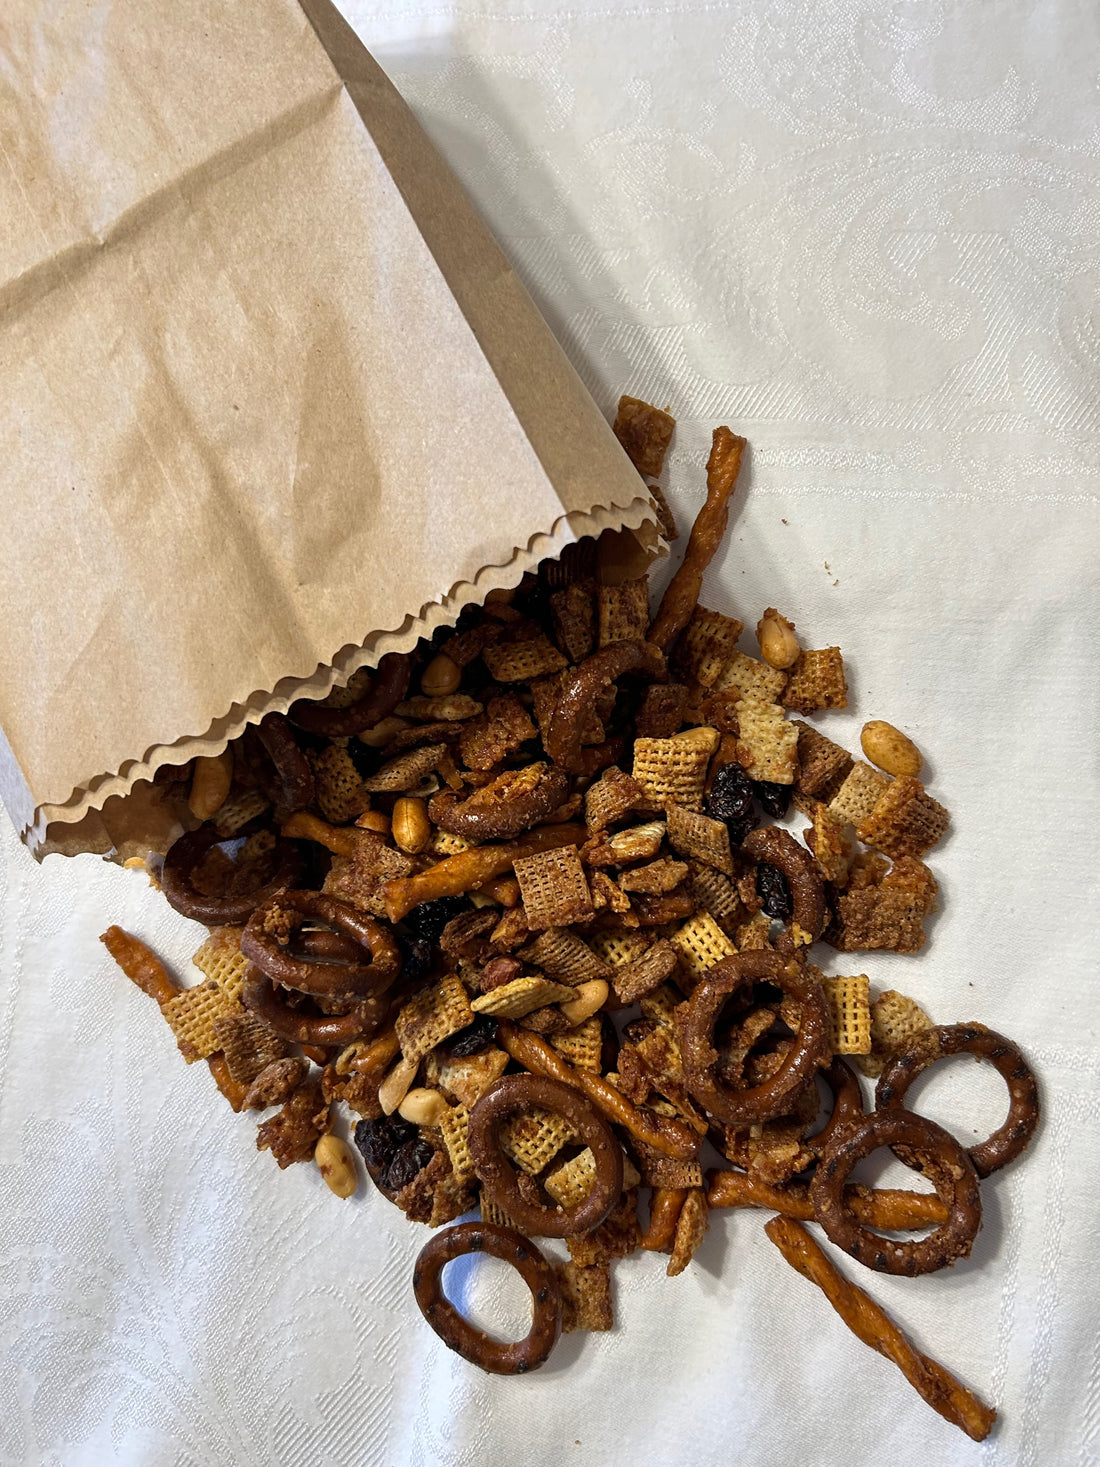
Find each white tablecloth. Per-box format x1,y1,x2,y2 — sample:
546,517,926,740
3,2,1098,1463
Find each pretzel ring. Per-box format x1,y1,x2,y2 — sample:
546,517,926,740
287,651,412,737
241,891,401,1000
546,641,666,773
741,826,826,948
413,1222,561,1374
809,1058,866,1158
429,766,570,842
875,1023,1039,1179
161,825,303,925
468,1075,624,1238
681,950,830,1124
255,711,315,812
241,968,390,1045
810,1109,982,1275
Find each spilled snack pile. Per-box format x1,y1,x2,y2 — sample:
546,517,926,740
102,398,1038,1436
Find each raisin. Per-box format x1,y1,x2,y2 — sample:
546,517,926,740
756,863,792,921
707,763,760,845
753,779,791,819
446,1014,498,1057
398,935,434,984
384,1137,435,1193
353,1114,417,1174
403,895,471,942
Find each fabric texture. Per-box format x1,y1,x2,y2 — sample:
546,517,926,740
1,1,1098,1463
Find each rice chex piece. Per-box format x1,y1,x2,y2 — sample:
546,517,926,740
858,776,949,859
735,699,799,784
686,861,742,929
585,766,646,832
439,1103,476,1184
792,721,853,797
828,761,892,828
711,650,788,704
212,1010,290,1085
460,693,537,770
361,743,446,793
545,1147,599,1209
665,804,734,875
670,912,735,980
855,989,934,1078
598,578,650,647
640,983,685,1028
555,1260,614,1333
435,1047,510,1107
635,683,688,738
470,975,574,1019
513,846,593,930
617,858,690,895
192,926,250,1003
549,1016,604,1073
520,929,608,986
430,829,472,857
568,1189,640,1266
666,1187,709,1277
612,395,675,476
676,607,746,689
482,636,568,683
591,931,651,969
213,789,270,837
323,839,415,918
310,744,371,824
161,979,242,1064
782,647,848,713
632,737,710,812
820,973,872,1055
610,938,679,1005
549,580,596,663
396,973,474,1062
499,1108,575,1175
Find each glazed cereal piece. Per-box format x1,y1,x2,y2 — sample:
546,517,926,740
782,647,848,713
192,926,250,1003
666,1187,708,1277
520,929,609,986
589,869,633,914
630,1137,703,1191
598,820,668,865
212,1010,290,1085
632,737,711,812
734,700,799,784
545,1147,602,1209
803,801,852,886
482,636,568,684
161,979,242,1064
549,581,596,663
361,743,446,793
549,1016,604,1073
471,976,575,1020
459,693,538,770
555,1260,615,1333
598,578,650,647
711,651,788,705
820,973,872,1055
792,721,853,799
612,395,675,476
397,974,476,1063
309,744,371,824
591,930,651,970
676,608,746,689
498,1107,576,1176
665,804,735,875
669,911,736,981
635,683,689,738
531,671,605,749
584,766,647,833
567,1188,641,1267
828,762,892,829
858,777,949,860
244,1056,310,1112
435,1047,511,1107
610,939,679,1006
827,856,937,956
854,989,935,1078
256,1080,329,1168
513,846,594,930
443,621,503,669
618,858,691,895
323,839,416,920
686,861,743,930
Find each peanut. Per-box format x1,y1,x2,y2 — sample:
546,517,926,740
420,653,461,697
756,608,800,669
398,1087,448,1127
378,1054,419,1115
314,1133,359,1199
672,725,720,754
358,716,410,748
392,796,431,854
355,809,391,837
559,979,609,1026
188,748,234,820
860,720,922,778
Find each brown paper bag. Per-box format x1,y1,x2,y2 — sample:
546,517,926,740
0,0,658,859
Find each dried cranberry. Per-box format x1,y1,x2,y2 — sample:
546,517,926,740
353,1114,416,1174
753,780,791,819
384,1137,435,1193
707,763,760,845
446,1013,498,1057
756,863,793,921
398,935,434,984
403,895,471,942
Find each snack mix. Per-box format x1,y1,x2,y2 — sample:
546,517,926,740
103,397,1037,1437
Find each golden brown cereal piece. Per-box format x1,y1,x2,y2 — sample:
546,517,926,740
480,1191,524,1233
646,480,679,543
513,845,594,930
549,580,597,663
255,1080,329,1168
471,975,575,1020
430,828,473,857
635,683,688,738
764,1216,995,1441
550,1016,604,1073
520,929,609,986
361,743,446,794
853,989,935,1078
459,692,538,770
858,776,949,859
603,820,668,864
310,744,371,824
828,761,892,828
212,1010,290,1085
803,801,852,886
665,803,734,876
396,973,475,1063
213,788,271,837
498,1107,576,1176
632,736,710,812
782,647,848,713
435,1047,511,1107
666,1187,708,1277
735,699,799,784
675,607,746,689
639,983,685,1029
530,670,606,749
584,766,647,832
443,621,503,668
489,905,532,951
161,980,242,1064
669,911,736,980
686,861,743,930
545,1147,600,1209
482,636,568,683
711,650,788,704
567,1187,641,1266
827,859,937,956
591,930,651,969
618,858,691,895
630,1136,704,1191
589,869,633,914
610,939,679,1006
439,1103,476,1184
821,973,872,1055
555,1260,615,1333
323,839,416,919
394,693,481,723
244,1056,310,1111
598,577,650,647
613,395,676,476
792,721,853,798
191,926,250,1003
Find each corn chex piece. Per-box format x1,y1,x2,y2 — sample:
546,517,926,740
550,1016,604,1073
828,761,892,828
667,1188,709,1277
361,743,445,793
671,911,735,980
439,1103,476,1184
632,737,710,812
676,607,746,689
213,789,270,837
396,973,474,1063
481,1192,524,1232
470,975,574,1019
192,926,250,1003
711,650,788,704
482,636,568,683
520,929,609,986
687,861,742,928
161,979,242,1064
591,930,651,968
598,577,649,647
499,1107,575,1175
858,776,949,859
436,1047,510,1107
820,973,872,1055
855,989,933,1078
782,647,848,713
310,743,371,824
430,828,472,857
793,721,853,797
613,394,675,476
735,699,799,784
545,1147,598,1209
512,845,593,930
585,766,646,832
665,803,734,876
640,983,684,1028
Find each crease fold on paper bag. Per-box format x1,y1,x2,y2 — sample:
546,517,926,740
0,0,662,860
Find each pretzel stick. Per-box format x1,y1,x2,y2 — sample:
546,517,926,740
764,1215,996,1441
641,1187,687,1251
497,1021,701,1162
383,824,586,923
281,811,363,857
647,426,746,653
707,1170,948,1231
